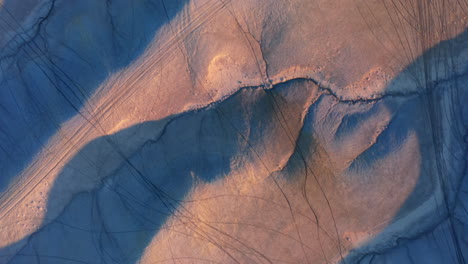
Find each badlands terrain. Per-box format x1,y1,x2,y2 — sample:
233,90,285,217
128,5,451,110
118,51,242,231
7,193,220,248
0,0,467,263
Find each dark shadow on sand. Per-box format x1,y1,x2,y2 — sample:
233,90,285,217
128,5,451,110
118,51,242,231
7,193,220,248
337,29,468,264
0,4,466,263
0,0,189,192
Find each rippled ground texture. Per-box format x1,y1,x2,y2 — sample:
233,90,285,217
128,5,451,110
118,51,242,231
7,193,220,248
0,0,467,263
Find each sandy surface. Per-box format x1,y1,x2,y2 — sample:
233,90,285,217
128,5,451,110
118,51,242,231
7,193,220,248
0,0,467,263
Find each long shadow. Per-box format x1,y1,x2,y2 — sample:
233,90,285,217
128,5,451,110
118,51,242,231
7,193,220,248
0,0,189,192
0,4,467,263
0,80,315,263
335,29,468,263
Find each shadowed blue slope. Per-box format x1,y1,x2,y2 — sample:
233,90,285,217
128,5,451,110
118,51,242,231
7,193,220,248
0,0,189,192
0,81,313,264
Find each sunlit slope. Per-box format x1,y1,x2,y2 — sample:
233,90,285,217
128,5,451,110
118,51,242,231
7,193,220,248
0,0,467,263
